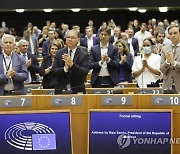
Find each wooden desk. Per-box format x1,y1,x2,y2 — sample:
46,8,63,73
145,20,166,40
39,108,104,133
36,94,97,154
138,94,180,154
86,87,162,95
24,84,43,94
31,89,54,95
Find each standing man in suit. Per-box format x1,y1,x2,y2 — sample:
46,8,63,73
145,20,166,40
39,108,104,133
42,30,56,57
127,27,139,56
90,27,120,88
0,34,28,95
53,30,89,94
23,28,39,57
109,26,121,45
18,39,39,83
160,26,180,93
80,26,99,52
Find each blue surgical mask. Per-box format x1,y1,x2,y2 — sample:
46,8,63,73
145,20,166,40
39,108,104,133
143,47,151,54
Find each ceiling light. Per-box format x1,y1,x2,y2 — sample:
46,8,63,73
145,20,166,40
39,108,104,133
99,8,108,11
138,9,147,13
15,9,25,13
159,7,168,12
43,9,53,12
71,8,80,12
128,7,137,11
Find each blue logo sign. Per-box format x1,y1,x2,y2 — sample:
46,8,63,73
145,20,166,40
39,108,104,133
155,98,164,104
32,134,56,150
104,98,112,104
5,122,56,151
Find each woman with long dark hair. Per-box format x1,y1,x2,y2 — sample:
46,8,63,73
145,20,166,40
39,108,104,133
132,38,161,88
115,39,133,83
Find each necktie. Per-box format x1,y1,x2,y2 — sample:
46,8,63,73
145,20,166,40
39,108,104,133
173,46,178,56
69,50,73,60
23,54,28,60
69,50,72,57
67,50,72,90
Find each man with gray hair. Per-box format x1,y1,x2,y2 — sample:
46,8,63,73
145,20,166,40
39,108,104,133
0,34,28,95
18,39,39,83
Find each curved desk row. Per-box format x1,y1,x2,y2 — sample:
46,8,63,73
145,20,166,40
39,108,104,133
0,94,179,154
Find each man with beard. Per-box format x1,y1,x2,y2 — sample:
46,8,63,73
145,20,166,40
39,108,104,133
154,29,171,55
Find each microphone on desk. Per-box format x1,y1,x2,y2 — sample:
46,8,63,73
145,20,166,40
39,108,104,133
140,49,145,94
140,49,144,60
54,83,86,94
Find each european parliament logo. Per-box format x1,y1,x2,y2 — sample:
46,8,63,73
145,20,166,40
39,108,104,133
4,122,56,151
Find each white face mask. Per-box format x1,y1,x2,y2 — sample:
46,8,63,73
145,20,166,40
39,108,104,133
143,47,151,54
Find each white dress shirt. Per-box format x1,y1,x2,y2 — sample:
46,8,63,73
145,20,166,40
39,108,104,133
98,43,110,76
87,37,94,51
20,52,32,83
2,52,14,91
128,38,135,56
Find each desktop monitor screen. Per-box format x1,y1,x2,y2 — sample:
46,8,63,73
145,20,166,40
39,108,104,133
88,109,172,154
0,110,72,154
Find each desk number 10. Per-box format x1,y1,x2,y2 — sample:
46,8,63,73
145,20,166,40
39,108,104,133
170,97,179,105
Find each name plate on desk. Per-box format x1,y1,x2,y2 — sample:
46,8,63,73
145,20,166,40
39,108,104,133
138,88,162,94
24,85,43,93
152,95,180,106
101,96,132,106
46,89,55,95
115,83,128,88
1,97,32,108
51,96,82,106
92,89,114,94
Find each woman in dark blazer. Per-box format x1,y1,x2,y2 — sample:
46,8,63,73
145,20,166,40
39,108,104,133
39,41,62,89
115,39,133,83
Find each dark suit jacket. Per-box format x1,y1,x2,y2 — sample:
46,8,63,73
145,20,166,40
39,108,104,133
27,53,39,82
53,46,90,94
80,37,100,48
0,52,28,95
89,43,120,85
119,53,133,82
42,39,50,57
39,55,56,89
109,35,121,44
131,37,139,56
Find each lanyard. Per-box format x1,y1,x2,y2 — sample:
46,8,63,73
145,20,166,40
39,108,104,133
3,55,12,72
